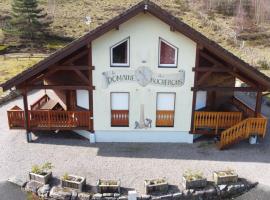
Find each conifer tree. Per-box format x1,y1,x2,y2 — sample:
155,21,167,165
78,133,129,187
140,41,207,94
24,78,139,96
8,0,52,40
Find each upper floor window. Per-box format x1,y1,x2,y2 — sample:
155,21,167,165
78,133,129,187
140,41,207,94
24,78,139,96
110,38,130,67
158,38,178,68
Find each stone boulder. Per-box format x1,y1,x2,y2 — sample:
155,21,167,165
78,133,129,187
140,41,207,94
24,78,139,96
37,184,50,198
78,192,91,200
49,186,73,200
24,180,43,193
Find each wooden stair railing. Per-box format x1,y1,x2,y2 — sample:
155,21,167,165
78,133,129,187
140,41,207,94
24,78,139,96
218,116,267,150
230,96,255,117
193,111,243,134
30,94,50,110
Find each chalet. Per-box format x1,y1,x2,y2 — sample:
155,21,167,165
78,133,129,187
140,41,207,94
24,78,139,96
2,1,269,149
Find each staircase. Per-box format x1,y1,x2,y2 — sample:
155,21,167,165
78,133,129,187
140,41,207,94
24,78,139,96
193,96,268,150
218,116,267,150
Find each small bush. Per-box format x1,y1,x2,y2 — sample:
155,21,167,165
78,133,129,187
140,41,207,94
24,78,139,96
258,60,270,70
31,162,53,174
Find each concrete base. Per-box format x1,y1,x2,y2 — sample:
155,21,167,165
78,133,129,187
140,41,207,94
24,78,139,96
73,130,194,143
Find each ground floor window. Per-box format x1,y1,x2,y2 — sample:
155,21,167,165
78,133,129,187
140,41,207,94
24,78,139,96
111,92,129,127
156,92,175,127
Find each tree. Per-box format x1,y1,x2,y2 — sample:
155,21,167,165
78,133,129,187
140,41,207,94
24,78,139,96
8,0,52,40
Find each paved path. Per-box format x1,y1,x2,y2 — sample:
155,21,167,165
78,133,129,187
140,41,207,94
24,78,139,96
0,91,270,196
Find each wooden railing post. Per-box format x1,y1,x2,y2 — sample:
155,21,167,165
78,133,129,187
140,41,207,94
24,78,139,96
22,88,31,142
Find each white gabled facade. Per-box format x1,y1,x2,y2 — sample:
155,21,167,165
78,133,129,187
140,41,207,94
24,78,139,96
76,13,197,143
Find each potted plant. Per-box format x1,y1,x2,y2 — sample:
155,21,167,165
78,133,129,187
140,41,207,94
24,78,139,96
182,170,207,189
61,173,86,192
213,169,238,185
29,162,53,184
97,179,121,194
144,178,168,194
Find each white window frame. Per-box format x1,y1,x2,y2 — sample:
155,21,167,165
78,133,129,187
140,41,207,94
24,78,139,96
158,38,178,68
110,38,130,67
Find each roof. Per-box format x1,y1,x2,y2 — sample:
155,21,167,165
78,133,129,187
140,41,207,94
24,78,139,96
2,0,270,91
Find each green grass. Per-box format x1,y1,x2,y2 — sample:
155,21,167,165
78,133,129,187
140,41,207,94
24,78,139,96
0,56,43,96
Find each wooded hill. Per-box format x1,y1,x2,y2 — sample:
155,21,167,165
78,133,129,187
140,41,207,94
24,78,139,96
0,0,270,69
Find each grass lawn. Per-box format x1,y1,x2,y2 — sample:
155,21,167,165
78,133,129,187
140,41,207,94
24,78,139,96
0,56,43,96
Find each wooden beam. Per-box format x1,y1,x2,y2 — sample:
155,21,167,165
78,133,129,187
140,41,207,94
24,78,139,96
22,88,30,142
74,69,90,84
200,51,228,69
255,91,262,117
197,71,212,86
192,67,232,72
192,86,258,92
229,71,258,89
190,45,200,133
62,50,88,65
54,65,91,70
27,85,95,90
88,43,94,133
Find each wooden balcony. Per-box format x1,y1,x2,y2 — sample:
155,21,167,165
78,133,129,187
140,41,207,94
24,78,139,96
7,109,92,130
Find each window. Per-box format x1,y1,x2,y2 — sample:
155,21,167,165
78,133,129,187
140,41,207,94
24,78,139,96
110,38,130,67
195,91,207,110
76,90,89,109
111,92,129,127
156,93,175,127
158,38,178,68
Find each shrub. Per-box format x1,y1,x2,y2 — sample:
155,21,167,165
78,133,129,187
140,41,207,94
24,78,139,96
31,162,53,174
257,60,269,70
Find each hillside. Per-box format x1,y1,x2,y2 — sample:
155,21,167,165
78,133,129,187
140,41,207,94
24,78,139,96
0,0,270,91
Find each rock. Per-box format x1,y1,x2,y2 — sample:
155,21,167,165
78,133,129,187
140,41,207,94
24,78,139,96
118,195,128,200
172,192,182,200
71,190,78,200
24,180,43,193
37,184,50,198
114,193,121,198
160,194,173,200
78,192,91,200
93,193,103,200
8,177,27,187
103,193,114,197
49,186,72,200
151,196,161,200
141,194,151,200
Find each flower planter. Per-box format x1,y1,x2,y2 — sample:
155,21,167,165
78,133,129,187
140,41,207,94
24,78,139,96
61,175,86,192
97,179,121,194
182,176,207,189
213,171,238,185
144,178,168,194
29,171,52,184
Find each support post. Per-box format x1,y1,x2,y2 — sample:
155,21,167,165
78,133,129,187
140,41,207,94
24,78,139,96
22,88,31,142
255,90,262,117
190,46,200,133
87,43,94,133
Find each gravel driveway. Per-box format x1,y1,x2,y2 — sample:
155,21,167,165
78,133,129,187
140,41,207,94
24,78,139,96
0,91,270,195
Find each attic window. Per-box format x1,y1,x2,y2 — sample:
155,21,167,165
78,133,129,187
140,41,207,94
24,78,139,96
159,38,178,68
110,38,130,67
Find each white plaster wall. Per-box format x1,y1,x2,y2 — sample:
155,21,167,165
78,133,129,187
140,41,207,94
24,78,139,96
78,13,197,142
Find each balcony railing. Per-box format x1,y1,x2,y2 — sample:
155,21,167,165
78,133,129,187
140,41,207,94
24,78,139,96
111,110,129,127
7,110,92,130
193,111,243,133
156,110,175,127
